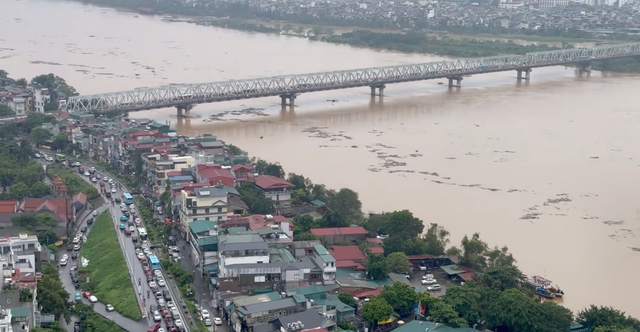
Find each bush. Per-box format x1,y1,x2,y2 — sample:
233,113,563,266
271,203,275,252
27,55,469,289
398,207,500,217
78,211,141,320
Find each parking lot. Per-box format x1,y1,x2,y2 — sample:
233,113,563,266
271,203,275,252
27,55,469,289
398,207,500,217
405,266,461,297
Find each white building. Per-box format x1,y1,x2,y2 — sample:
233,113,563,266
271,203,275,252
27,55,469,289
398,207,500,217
7,98,27,116
33,89,49,113
0,307,12,332
218,235,269,278
310,244,336,285
0,234,42,274
538,0,570,9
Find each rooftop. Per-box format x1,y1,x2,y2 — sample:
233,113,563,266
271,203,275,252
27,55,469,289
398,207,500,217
313,244,336,263
254,175,294,190
189,219,218,234
309,227,368,237
391,320,475,332
237,297,296,315
330,245,367,262
189,186,227,198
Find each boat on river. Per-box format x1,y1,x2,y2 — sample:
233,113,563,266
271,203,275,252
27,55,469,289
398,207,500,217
535,287,556,299
527,275,565,298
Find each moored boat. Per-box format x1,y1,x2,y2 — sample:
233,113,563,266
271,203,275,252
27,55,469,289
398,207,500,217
535,287,556,299
547,285,564,298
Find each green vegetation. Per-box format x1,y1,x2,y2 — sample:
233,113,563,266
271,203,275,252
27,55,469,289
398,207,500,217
46,164,100,199
196,19,280,34
36,263,74,321
78,211,142,320
326,30,559,57
0,137,50,201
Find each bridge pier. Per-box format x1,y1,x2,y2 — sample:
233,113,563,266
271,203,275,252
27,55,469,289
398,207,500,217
176,104,193,118
516,68,532,81
370,84,386,97
280,93,297,111
447,76,463,88
578,62,592,74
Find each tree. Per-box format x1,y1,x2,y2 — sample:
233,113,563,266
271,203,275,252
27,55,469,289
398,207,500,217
37,213,58,227
485,289,539,332
292,214,320,235
237,182,275,214
10,181,31,200
320,210,347,228
485,245,516,268
293,232,317,241
429,299,469,328
31,73,78,97
385,252,410,273
442,285,482,327
423,223,451,255
37,230,59,246
30,182,51,198
593,326,637,332
0,103,14,116
0,169,17,191
362,297,394,329
22,113,55,133
380,282,418,317
326,188,362,222
254,159,285,178
477,264,525,292
536,301,574,332
366,254,389,280
459,233,489,271
365,212,392,235
30,127,53,145
37,263,72,320
338,292,357,308
578,305,640,331
380,210,424,238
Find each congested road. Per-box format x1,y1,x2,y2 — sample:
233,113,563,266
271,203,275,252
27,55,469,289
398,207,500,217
39,154,192,332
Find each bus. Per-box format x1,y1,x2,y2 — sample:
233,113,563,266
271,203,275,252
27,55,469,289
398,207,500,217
55,153,66,162
123,193,134,205
148,255,160,270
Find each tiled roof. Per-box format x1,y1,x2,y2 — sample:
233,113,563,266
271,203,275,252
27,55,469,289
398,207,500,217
254,175,294,190
309,227,368,236
329,245,366,262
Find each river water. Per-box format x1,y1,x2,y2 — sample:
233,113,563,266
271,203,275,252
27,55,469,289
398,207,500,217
2,0,640,317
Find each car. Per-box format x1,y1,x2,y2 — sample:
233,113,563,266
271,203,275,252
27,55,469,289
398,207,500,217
88,295,98,303
62,254,69,260
121,207,128,213
155,291,163,299
72,252,78,260
84,171,90,176
137,252,145,260
81,226,87,233
213,317,222,325
204,317,212,326
132,236,138,242
87,218,94,225
422,279,437,285
119,224,126,230
129,225,135,232
149,281,157,288
73,237,81,244
174,319,184,329
75,293,82,301
60,258,68,266
91,177,97,182
103,176,110,181
135,218,142,225
147,323,161,332
73,244,81,251
419,265,427,271
111,188,117,193
125,229,131,236
106,304,115,312
92,210,98,217
154,270,163,278
105,192,111,198
82,291,91,298
96,174,101,179
35,153,41,158
66,245,73,251
427,284,442,291
201,309,210,319
115,197,121,203
120,216,128,222
157,278,166,287
153,310,162,322
422,274,434,280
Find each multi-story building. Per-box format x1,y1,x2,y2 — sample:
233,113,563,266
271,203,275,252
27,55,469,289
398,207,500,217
146,154,196,196
310,244,336,285
253,176,295,203
218,234,269,277
0,307,12,332
33,88,49,113
0,233,44,276
179,186,228,235
8,97,27,116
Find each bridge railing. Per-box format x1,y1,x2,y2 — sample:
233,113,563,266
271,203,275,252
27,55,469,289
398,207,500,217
67,43,640,112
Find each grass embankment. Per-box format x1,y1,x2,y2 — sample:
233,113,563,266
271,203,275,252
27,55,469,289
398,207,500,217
45,164,100,200
85,311,129,332
78,211,142,320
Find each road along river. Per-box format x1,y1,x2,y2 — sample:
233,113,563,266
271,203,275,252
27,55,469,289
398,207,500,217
2,0,640,317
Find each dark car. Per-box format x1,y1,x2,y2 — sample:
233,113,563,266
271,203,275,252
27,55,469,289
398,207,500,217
105,192,112,198
115,197,121,203
132,236,138,243
72,252,78,260
87,218,93,225
74,282,80,289
81,227,87,233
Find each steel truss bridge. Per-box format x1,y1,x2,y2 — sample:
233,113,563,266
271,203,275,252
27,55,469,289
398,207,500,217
67,43,640,113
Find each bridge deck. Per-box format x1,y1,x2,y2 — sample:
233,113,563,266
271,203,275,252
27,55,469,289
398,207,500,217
67,43,640,112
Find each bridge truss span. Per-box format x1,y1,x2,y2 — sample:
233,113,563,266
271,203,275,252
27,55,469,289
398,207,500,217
67,43,640,113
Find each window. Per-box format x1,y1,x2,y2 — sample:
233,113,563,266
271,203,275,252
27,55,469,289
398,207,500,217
218,216,222,221
192,209,197,215
205,217,210,221
294,274,300,280
205,208,210,214
217,207,222,213
254,276,266,282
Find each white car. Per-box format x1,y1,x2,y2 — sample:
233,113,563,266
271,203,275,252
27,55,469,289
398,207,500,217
111,188,117,193
419,265,427,271
120,203,127,208
157,278,166,287
60,258,68,266
62,254,69,260
204,317,212,326
84,171,90,176
88,295,98,303
90,167,96,172
154,270,163,278
201,309,210,319
91,177,97,182
422,274,434,280
422,278,437,285
129,225,135,232
174,319,184,329
153,310,162,322
148,281,157,288
103,176,110,181
213,317,222,325
427,284,442,291
92,210,98,217
129,204,135,210
106,304,115,312
137,252,145,260
35,153,41,158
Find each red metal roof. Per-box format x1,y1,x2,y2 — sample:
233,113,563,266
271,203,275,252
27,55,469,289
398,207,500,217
330,245,367,262
232,164,255,173
254,175,294,190
368,247,384,255
310,227,368,236
365,238,383,244
0,200,17,213
353,287,382,298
